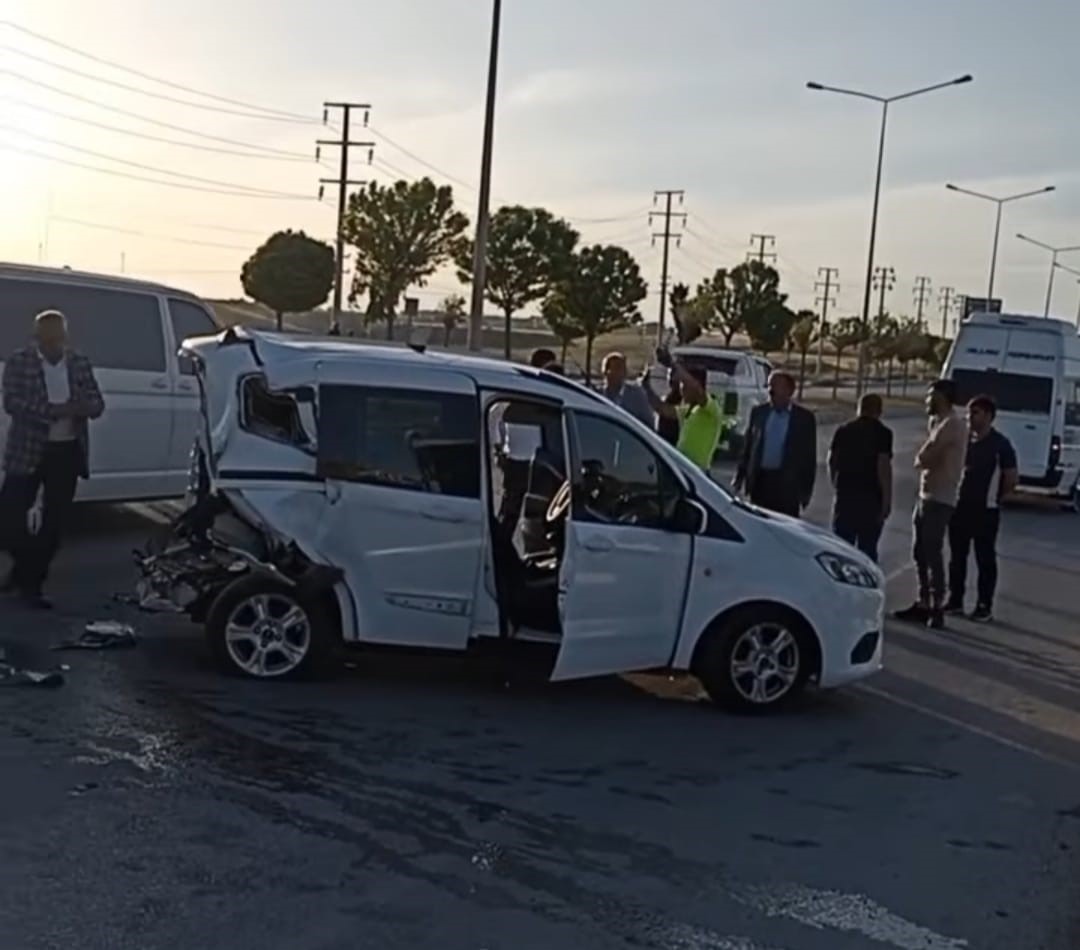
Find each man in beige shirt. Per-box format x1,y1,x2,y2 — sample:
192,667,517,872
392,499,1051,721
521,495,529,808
894,379,967,629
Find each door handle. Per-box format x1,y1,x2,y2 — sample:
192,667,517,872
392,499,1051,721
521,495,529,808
421,507,465,524
151,379,169,391
583,536,614,553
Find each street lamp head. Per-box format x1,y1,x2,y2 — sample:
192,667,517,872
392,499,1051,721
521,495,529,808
954,74,974,85
1043,185,1057,193
806,81,824,90
945,183,959,191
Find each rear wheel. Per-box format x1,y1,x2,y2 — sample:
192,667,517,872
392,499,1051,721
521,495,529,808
206,575,336,680
695,606,813,713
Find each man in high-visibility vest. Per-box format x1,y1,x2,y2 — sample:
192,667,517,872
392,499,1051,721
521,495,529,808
642,348,723,470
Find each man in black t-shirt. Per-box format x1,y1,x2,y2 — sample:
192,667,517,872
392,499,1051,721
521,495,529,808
946,395,1018,622
828,393,893,561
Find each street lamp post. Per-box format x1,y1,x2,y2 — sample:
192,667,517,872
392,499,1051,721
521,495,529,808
1015,234,1080,318
1052,262,1080,327
467,0,503,352
807,75,972,399
944,183,1054,303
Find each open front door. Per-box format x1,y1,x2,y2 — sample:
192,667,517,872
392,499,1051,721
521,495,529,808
552,409,694,681
312,364,485,650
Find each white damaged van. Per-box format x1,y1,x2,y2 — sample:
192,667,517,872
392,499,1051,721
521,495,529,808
136,328,885,711
943,312,1080,510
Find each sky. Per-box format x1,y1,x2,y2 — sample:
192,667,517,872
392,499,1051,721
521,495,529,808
4,0,1080,329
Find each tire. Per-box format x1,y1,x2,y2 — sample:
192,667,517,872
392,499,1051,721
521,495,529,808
205,574,336,680
694,606,813,713
1072,485,1080,515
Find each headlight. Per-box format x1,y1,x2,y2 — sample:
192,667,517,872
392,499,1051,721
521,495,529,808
816,552,879,588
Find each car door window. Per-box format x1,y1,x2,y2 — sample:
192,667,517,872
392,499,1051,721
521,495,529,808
0,277,165,372
572,413,681,528
317,385,480,498
167,298,218,347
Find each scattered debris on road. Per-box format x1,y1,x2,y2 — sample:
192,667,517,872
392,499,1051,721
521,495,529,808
53,622,137,651
0,660,64,688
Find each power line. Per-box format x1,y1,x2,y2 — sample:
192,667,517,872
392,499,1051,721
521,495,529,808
4,21,317,121
51,216,251,250
5,73,314,158
564,208,651,225
4,126,310,196
4,96,312,162
1,143,314,199
3,42,317,123
368,124,478,193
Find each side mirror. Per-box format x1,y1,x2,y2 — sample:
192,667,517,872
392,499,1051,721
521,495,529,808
672,497,706,534
723,392,738,416
178,355,197,377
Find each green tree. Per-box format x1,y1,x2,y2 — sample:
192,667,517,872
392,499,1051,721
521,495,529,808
240,230,334,331
695,268,738,344
730,260,788,349
787,310,819,397
829,316,870,400
747,302,797,358
540,293,582,365
870,313,901,394
456,205,578,358
439,293,466,347
545,245,648,381
344,177,469,339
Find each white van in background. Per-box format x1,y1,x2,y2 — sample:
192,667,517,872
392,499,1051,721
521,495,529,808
943,311,1080,511
0,263,220,503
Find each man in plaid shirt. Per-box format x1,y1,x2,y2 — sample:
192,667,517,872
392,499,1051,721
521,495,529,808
1,310,104,608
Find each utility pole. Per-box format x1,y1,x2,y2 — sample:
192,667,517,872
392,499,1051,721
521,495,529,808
913,275,932,330
468,0,503,353
318,102,373,334
650,190,686,343
747,233,777,264
814,267,839,376
955,294,968,336
872,265,895,319
938,286,955,338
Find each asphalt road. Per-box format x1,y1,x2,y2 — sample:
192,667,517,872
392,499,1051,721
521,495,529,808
1,409,1078,950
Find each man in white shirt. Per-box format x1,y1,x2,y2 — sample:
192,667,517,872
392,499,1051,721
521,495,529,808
894,379,967,629
1,310,104,608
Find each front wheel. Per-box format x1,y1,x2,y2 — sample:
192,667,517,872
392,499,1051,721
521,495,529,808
694,606,813,713
206,575,336,680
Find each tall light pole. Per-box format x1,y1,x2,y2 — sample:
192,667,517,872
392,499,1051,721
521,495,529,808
467,0,502,352
945,183,1054,304
807,74,972,398
1052,262,1080,327
1015,233,1080,318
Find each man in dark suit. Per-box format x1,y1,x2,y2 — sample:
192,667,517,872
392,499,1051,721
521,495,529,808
1,310,104,608
733,371,816,517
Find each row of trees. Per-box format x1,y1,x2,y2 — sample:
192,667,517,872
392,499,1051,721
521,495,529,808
239,178,949,384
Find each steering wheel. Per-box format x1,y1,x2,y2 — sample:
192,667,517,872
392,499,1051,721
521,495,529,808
546,480,571,523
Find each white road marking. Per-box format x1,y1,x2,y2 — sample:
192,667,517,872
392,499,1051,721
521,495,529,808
858,682,1080,773
732,882,967,950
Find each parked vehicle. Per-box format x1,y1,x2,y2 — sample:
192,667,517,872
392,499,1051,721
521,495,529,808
137,327,884,711
0,263,220,502
648,345,771,453
943,311,1080,511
